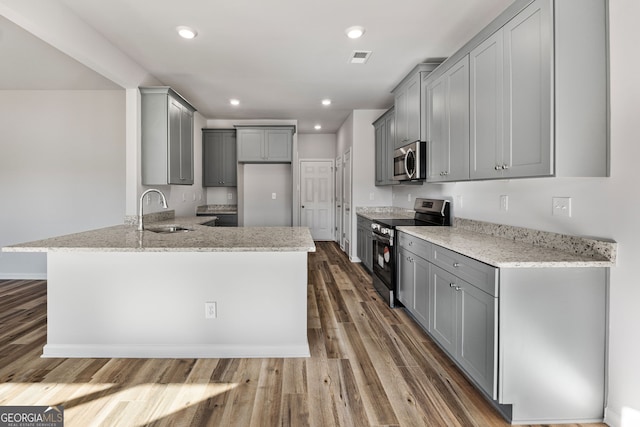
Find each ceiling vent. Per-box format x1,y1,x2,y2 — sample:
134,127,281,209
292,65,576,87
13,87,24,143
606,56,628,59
349,50,372,64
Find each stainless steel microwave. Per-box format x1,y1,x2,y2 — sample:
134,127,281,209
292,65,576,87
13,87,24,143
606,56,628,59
393,141,426,181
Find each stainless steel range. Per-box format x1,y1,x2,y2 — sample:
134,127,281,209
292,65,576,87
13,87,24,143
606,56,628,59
371,198,451,307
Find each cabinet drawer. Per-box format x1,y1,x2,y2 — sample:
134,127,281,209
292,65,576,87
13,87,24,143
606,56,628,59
397,232,431,258
431,245,498,297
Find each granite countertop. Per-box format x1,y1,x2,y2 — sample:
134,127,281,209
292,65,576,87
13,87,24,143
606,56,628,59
196,204,238,215
398,220,616,268
356,206,415,221
3,215,316,253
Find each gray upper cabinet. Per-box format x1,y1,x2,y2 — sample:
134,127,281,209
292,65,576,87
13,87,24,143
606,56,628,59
140,87,196,186
236,126,294,163
426,55,470,182
470,0,552,179
392,63,441,149
425,0,608,181
202,129,237,187
374,108,395,186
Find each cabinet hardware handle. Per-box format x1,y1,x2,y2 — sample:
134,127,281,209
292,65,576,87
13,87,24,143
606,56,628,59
494,165,501,171
502,164,509,170
409,241,413,246
453,262,460,267
449,283,456,288
455,286,462,291
301,205,305,208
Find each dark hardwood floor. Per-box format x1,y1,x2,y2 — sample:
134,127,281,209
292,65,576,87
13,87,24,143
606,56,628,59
0,242,605,426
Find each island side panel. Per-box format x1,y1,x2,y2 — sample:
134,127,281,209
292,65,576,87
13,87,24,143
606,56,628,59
498,267,607,424
45,251,309,358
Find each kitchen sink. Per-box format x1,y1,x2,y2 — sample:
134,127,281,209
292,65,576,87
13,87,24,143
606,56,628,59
145,225,193,234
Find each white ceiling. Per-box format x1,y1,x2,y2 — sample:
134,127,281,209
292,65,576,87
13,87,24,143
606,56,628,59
2,0,513,133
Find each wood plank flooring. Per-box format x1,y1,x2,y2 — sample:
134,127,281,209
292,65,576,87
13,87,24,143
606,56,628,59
0,242,605,426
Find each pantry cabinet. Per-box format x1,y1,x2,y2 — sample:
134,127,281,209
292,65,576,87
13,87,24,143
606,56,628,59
202,129,237,187
141,87,196,185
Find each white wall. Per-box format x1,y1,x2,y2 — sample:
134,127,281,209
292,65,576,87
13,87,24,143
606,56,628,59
242,164,293,226
391,1,640,423
298,133,336,159
336,110,393,260
0,90,126,278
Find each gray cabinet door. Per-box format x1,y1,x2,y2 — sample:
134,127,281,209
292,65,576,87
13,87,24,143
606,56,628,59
374,108,395,186
447,56,470,181
412,254,430,329
356,219,372,271
203,130,237,187
396,247,415,308
470,30,504,180
430,265,457,355
426,74,448,182
179,107,194,184
265,129,292,162
237,129,264,161
384,112,395,183
374,119,385,185
168,98,183,184
457,279,497,399
406,74,421,144
394,88,409,148
502,0,552,178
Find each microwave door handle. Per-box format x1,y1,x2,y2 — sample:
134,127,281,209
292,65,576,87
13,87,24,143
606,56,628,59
404,148,414,178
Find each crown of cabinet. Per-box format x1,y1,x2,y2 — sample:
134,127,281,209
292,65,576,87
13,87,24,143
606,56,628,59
140,87,196,185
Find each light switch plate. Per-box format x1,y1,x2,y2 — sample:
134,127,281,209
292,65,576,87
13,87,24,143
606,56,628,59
552,197,572,217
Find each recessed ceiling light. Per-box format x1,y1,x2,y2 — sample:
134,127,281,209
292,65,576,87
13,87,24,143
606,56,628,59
230,99,240,106
176,26,198,39
314,124,322,130
321,99,331,106
345,26,365,39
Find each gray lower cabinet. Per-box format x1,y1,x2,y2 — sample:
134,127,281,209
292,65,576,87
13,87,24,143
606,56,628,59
202,129,237,187
397,245,430,328
141,87,196,185
373,108,395,186
396,230,607,423
356,216,373,271
236,126,294,163
425,55,470,182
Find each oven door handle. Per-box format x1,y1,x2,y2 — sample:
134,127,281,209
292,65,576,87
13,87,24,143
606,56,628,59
372,232,392,246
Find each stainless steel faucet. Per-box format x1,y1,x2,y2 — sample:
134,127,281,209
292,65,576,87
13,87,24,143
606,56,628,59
138,189,168,231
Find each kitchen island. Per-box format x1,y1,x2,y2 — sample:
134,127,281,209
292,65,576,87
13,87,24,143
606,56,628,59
3,216,316,359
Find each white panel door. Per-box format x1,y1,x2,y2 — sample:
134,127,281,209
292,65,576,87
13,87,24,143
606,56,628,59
300,160,334,241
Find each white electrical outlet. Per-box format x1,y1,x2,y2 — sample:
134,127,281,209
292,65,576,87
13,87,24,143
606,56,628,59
500,195,509,211
455,195,463,208
408,193,412,202
227,193,233,200
192,193,196,201
552,197,572,217
182,193,186,202
205,302,217,319
369,192,374,201
272,193,277,200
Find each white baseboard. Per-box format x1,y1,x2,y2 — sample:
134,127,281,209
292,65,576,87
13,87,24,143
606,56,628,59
42,344,311,359
0,273,47,280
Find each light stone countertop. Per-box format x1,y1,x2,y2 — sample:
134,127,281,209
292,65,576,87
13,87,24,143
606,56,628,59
3,216,316,253
355,206,415,221
196,204,238,215
398,224,616,268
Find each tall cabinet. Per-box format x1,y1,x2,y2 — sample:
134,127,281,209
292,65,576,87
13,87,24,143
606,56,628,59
140,87,196,185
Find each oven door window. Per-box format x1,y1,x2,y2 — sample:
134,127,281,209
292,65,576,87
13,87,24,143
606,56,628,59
373,236,393,287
